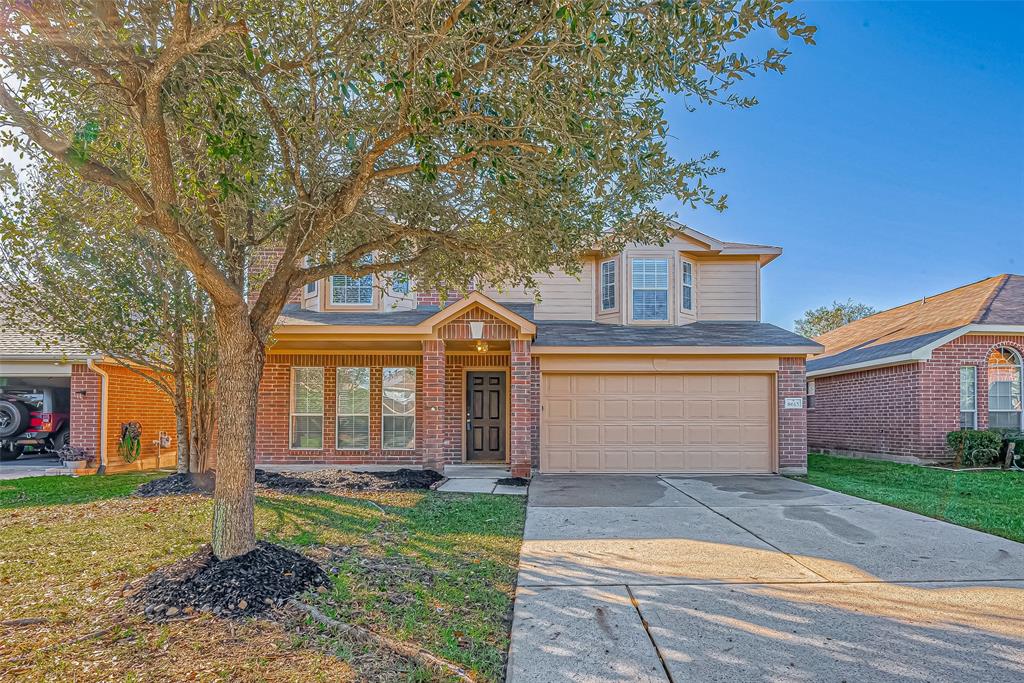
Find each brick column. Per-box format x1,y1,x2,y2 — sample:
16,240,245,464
421,340,446,472
778,357,808,475
510,340,533,478
70,364,102,463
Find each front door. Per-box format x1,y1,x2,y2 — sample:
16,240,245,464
466,372,506,462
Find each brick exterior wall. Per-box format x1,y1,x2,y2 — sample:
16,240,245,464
70,364,101,462
248,245,302,305
777,357,809,474
421,340,446,471
70,363,178,472
808,334,1024,461
509,340,534,477
255,353,425,466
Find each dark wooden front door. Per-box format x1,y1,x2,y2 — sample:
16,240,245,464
466,372,506,462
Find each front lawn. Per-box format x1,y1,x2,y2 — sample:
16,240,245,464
0,473,525,682
801,453,1024,543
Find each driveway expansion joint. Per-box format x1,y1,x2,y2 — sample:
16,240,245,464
626,584,675,683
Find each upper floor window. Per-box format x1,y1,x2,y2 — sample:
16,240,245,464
600,260,616,311
988,347,1022,430
959,366,977,429
680,260,694,311
303,256,317,294
392,274,411,295
631,258,669,321
330,256,373,305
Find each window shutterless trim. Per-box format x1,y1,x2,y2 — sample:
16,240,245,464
289,366,324,451
959,366,977,429
680,258,694,312
630,257,670,322
382,367,416,450
336,367,371,450
599,258,617,312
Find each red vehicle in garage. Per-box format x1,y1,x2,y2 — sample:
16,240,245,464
0,389,70,461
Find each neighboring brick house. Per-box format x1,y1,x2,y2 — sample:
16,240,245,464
807,275,1024,462
258,225,821,477
0,324,178,473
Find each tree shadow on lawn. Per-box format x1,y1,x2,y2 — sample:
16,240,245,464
0,472,161,510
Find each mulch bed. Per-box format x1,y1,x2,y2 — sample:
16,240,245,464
130,541,329,621
134,471,215,497
134,468,443,497
495,477,529,487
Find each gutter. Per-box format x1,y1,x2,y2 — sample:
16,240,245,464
807,324,1024,378
86,359,109,475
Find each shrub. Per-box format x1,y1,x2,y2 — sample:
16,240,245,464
946,430,1003,467
990,429,1024,464
56,444,92,464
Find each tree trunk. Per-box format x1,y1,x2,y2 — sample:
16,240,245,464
210,307,265,560
172,327,191,474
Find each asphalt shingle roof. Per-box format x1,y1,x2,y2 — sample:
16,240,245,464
277,302,535,326
809,274,1024,374
533,320,818,347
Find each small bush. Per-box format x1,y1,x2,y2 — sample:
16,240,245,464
990,429,1024,464
946,429,1002,467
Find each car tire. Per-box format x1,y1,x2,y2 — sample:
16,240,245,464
51,428,70,452
0,400,30,438
0,445,22,462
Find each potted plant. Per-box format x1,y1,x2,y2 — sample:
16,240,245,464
57,444,92,472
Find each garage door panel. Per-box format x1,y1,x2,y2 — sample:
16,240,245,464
541,372,772,473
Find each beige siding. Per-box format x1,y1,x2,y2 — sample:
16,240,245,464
696,258,759,321
484,262,594,320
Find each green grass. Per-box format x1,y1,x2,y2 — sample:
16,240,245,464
800,453,1024,543
0,471,162,508
0,474,526,682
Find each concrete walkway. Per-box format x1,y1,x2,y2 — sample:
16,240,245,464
507,474,1024,682
435,464,528,495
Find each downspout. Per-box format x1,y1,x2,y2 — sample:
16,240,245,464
87,359,109,475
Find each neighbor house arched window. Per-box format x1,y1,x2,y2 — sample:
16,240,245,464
988,347,1023,430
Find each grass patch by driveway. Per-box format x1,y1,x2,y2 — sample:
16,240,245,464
0,473,525,682
801,453,1024,543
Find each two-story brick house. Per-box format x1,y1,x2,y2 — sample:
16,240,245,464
255,225,822,477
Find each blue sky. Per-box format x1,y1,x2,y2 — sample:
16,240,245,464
660,1,1024,329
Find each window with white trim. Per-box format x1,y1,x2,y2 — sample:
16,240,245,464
336,367,370,449
806,380,816,410
680,260,694,311
290,367,323,449
330,255,373,305
959,366,977,429
303,256,317,295
392,274,411,295
382,367,416,449
631,258,669,321
988,347,1023,430
600,260,616,311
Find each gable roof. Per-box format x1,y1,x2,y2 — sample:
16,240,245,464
807,275,1024,376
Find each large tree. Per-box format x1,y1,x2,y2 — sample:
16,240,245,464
795,299,878,338
0,1,815,559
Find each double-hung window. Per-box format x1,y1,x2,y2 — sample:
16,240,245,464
959,366,977,429
988,347,1023,430
382,367,416,449
600,260,616,311
330,255,373,305
680,260,694,311
806,380,816,410
631,258,669,321
290,367,323,449
337,367,371,449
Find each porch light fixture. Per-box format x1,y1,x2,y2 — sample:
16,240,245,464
475,339,489,353
469,321,488,353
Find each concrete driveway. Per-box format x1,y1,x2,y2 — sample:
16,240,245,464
507,474,1024,682
0,455,62,480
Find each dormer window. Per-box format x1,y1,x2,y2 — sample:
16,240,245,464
681,260,693,311
600,260,617,311
331,272,373,305
631,258,669,321
330,255,374,305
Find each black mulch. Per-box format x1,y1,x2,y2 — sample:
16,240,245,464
133,468,443,497
495,476,529,487
130,541,329,621
134,471,215,497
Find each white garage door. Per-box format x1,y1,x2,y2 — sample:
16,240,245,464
541,373,773,473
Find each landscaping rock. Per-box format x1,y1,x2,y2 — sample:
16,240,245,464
131,541,329,621
256,468,443,493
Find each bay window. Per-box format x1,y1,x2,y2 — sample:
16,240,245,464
600,260,616,311
382,367,416,449
681,260,694,311
631,258,669,321
290,367,323,449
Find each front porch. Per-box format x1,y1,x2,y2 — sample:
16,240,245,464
257,293,539,477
